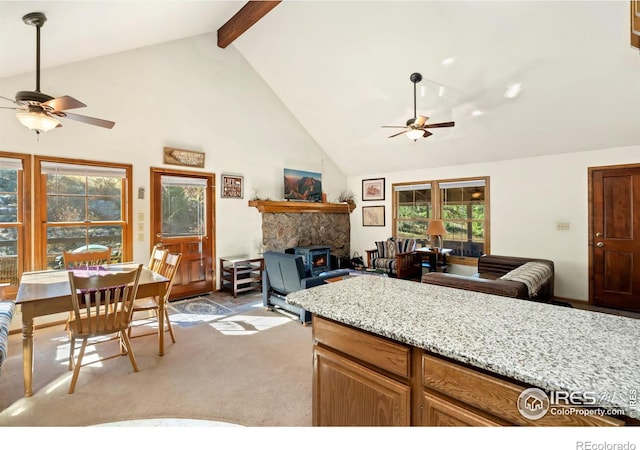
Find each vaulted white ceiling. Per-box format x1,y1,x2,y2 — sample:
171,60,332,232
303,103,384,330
1,1,639,177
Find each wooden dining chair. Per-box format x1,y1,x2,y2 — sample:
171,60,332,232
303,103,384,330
67,264,142,394
147,247,168,273
63,248,112,269
129,253,182,344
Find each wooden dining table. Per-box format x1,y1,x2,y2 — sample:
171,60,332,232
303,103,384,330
15,263,170,397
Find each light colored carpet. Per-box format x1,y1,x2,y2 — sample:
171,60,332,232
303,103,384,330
0,302,312,427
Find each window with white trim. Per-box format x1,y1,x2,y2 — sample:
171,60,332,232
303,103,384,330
0,154,30,294
392,176,489,261
35,158,132,270
439,179,488,258
394,182,432,239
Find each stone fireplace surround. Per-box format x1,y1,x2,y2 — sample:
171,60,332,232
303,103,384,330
250,201,352,259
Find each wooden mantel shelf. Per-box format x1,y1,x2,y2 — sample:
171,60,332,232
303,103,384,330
249,200,355,214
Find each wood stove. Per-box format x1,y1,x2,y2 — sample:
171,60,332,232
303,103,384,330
294,246,331,276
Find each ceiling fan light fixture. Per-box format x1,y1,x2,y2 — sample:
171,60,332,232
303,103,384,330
406,129,424,141
16,110,59,132
382,72,455,140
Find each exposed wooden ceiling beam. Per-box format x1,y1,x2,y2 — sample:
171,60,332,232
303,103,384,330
217,1,281,49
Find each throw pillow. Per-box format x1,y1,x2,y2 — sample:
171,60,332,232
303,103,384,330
397,238,416,253
375,241,386,258
386,238,397,258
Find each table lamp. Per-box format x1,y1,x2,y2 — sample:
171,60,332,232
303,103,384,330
427,219,446,250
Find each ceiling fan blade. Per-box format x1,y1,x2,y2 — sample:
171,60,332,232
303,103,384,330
0,95,18,104
0,106,21,110
423,121,455,128
387,130,408,138
381,125,408,129
42,95,86,112
413,116,428,127
61,112,115,129
423,130,433,138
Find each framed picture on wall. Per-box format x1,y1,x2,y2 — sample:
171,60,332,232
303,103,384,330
362,178,385,201
221,174,244,199
362,205,385,227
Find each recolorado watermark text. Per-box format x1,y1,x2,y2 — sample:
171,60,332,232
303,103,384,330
576,442,636,450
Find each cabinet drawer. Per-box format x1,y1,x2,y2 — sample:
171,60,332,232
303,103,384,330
313,316,410,379
422,353,623,426
423,391,509,426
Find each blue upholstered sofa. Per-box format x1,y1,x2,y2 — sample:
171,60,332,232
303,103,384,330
0,301,15,373
262,251,349,324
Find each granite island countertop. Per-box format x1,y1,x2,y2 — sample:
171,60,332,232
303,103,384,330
286,275,640,418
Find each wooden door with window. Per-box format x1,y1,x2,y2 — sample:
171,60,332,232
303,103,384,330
590,165,640,311
150,168,215,299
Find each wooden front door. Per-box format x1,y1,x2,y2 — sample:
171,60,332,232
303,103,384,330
150,168,215,300
590,165,640,311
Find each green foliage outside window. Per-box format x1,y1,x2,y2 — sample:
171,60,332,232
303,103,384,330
393,180,488,257
396,188,431,238
0,169,19,258
161,185,206,237
45,173,124,268
47,175,122,222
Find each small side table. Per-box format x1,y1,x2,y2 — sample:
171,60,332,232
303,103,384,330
415,248,452,273
219,255,264,298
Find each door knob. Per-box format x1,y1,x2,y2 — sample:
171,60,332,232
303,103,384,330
596,242,604,248
154,242,163,248
595,232,603,237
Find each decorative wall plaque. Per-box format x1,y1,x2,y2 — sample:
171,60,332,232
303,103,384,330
163,147,205,168
221,174,244,199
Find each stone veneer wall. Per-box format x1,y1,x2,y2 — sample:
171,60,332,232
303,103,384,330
261,212,350,257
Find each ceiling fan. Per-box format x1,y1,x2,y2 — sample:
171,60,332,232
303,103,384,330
0,12,115,135
382,72,454,141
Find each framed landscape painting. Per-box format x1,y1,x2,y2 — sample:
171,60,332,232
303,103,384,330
362,178,385,201
284,168,322,202
362,205,385,226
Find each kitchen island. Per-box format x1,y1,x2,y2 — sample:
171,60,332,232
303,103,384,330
286,275,640,426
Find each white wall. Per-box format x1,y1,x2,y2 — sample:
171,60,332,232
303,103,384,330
348,145,640,302
0,33,346,282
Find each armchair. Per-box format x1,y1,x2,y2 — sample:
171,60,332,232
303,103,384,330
262,251,349,324
365,237,419,279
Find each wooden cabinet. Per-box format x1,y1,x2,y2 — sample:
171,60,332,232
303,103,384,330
312,316,411,426
314,346,411,426
311,316,628,427
421,353,623,426
422,391,508,426
219,256,264,298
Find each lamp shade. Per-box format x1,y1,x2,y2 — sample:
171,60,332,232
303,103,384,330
406,129,424,141
16,110,59,132
427,219,446,236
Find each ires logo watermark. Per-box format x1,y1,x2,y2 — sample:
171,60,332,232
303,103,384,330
517,388,550,420
517,387,634,420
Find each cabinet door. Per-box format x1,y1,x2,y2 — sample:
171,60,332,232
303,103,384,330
422,391,508,426
313,346,410,426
